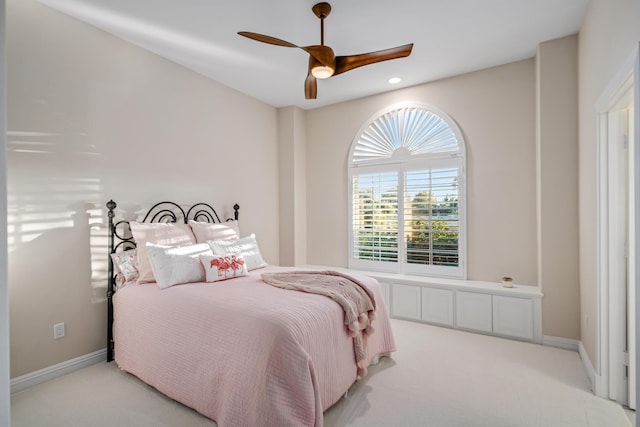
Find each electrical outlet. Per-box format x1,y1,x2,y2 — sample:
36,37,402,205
53,322,65,339
584,315,589,330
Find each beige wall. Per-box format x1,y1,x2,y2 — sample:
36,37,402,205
7,0,279,377
306,59,538,286
277,106,307,266
578,0,640,366
536,36,580,340
1,0,10,422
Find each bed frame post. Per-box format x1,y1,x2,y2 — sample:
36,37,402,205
106,200,117,362
234,204,240,221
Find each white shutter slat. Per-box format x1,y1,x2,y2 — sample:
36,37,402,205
352,172,399,263
352,108,460,164
404,167,459,268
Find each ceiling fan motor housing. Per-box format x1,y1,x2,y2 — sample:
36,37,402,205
312,2,332,19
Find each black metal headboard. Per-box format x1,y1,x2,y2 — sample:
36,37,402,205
106,200,240,362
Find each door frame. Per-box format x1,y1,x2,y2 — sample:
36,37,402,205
595,43,640,407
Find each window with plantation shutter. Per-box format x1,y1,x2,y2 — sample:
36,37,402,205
348,104,466,278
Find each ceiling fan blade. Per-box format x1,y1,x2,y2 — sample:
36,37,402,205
237,31,298,48
334,43,414,76
305,58,318,99
301,45,336,69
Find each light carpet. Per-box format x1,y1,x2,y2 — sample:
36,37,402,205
11,319,630,426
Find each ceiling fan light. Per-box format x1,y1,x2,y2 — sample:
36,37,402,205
311,65,334,79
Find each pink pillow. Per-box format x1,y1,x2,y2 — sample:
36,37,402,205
188,220,240,243
129,222,196,283
199,253,249,282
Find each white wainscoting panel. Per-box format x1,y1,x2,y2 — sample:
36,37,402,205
391,283,421,320
421,287,454,326
492,295,534,340
456,291,493,332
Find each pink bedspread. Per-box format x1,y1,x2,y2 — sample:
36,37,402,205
113,266,396,427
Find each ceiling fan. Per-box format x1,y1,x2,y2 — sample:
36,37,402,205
238,2,414,100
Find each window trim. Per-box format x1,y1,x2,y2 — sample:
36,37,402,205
347,103,467,279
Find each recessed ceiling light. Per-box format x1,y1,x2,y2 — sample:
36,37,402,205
388,77,402,84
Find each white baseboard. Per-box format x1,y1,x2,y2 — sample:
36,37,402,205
543,335,580,351
10,348,106,394
578,341,606,396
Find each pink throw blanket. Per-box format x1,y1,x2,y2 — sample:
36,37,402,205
261,270,377,377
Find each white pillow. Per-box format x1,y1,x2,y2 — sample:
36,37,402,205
188,220,240,243
145,242,212,289
207,234,267,271
130,222,196,284
199,253,249,282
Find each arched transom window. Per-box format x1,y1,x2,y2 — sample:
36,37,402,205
348,104,466,278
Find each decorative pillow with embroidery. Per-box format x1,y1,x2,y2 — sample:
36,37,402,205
199,253,249,282
110,249,139,288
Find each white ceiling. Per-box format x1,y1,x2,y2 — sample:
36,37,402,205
38,0,588,110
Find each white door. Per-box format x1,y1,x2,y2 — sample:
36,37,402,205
604,80,635,409
599,43,640,411
628,104,637,409
623,105,636,410
607,103,628,406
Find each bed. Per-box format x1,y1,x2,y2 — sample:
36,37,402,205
106,200,396,427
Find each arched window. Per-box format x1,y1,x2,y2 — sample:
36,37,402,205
348,104,466,278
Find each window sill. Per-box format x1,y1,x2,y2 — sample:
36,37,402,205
301,265,543,298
